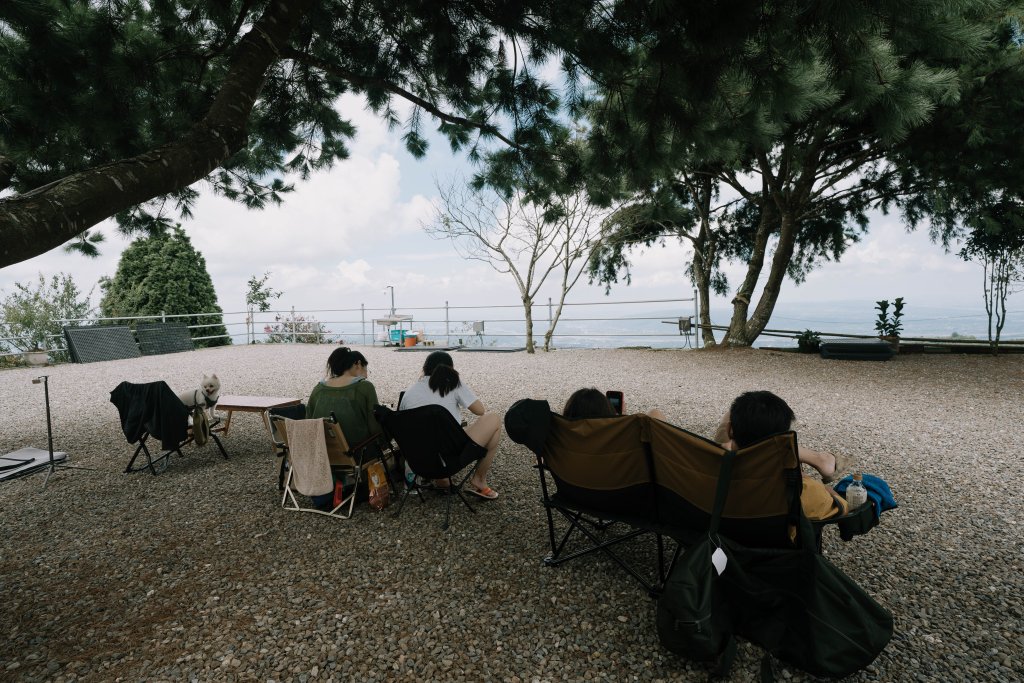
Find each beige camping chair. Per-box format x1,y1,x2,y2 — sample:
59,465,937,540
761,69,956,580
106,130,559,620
273,413,396,519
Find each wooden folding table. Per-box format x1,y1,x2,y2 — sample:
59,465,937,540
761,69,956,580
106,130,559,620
216,395,302,456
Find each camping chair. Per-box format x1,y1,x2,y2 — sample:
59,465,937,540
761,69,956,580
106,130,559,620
269,403,308,490
272,412,396,519
648,420,803,552
505,399,665,593
374,404,486,531
505,400,806,595
109,380,228,475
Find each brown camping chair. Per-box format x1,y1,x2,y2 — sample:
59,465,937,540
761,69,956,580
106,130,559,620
505,399,805,595
506,400,665,594
272,412,396,519
649,422,803,551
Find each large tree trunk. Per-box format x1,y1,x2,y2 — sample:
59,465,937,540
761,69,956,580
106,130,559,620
695,270,714,347
723,201,774,346
738,210,799,343
674,174,719,347
691,215,717,347
0,0,311,268
722,143,820,347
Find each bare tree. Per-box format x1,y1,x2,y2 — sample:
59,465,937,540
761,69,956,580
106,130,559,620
960,224,1024,355
540,192,606,351
427,181,604,353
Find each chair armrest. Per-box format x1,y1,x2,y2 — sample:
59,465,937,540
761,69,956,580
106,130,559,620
348,433,383,453
348,434,397,469
812,501,877,541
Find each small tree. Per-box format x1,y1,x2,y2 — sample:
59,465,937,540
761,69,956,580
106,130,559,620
100,226,229,346
959,222,1024,355
427,181,603,353
0,273,93,360
263,310,334,344
245,272,282,344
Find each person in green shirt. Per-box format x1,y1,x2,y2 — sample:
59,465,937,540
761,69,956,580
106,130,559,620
307,347,383,446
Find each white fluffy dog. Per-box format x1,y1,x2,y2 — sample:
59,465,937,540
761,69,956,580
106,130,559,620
178,374,221,418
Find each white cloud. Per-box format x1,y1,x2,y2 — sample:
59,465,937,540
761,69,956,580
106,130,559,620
330,259,373,287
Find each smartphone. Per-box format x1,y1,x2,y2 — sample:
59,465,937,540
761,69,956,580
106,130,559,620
605,390,624,415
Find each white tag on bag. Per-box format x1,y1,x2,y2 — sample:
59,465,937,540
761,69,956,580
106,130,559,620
711,547,728,575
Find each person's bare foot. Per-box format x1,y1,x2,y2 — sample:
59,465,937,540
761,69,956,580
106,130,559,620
821,452,853,484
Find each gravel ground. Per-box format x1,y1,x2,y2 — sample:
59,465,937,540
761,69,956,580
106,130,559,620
1,344,1022,683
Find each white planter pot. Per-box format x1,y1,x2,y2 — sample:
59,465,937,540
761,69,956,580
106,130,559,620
23,350,48,366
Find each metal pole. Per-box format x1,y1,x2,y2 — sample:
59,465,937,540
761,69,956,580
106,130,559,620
161,310,166,323
34,374,93,487
445,300,450,347
361,303,366,346
694,289,700,348
32,375,56,486
42,376,53,457
548,297,553,325
291,306,296,344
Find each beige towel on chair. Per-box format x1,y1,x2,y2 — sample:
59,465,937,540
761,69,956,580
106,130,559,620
285,418,334,497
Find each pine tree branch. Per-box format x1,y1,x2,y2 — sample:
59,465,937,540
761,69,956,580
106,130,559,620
808,148,888,201
0,0,312,269
717,171,756,201
281,47,526,152
795,170,926,223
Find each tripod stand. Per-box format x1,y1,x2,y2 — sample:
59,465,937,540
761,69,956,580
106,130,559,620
32,375,93,487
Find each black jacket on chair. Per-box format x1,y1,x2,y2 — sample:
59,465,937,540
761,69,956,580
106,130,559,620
110,381,188,450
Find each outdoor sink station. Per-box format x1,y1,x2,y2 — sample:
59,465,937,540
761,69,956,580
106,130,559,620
373,313,417,347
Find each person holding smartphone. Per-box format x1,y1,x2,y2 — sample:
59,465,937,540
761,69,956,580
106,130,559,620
561,387,667,422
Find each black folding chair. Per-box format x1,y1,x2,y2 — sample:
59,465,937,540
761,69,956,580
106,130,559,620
374,404,486,530
110,381,228,475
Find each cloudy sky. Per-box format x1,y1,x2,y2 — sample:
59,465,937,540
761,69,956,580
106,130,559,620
0,93,990,340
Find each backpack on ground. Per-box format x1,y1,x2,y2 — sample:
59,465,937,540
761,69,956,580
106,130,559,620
656,450,893,680
656,533,737,676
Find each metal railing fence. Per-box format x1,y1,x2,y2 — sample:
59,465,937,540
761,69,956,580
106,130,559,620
0,295,701,360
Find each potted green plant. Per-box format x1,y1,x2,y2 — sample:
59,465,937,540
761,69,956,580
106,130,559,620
22,349,48,365
797,329,822,353
874,297,905,351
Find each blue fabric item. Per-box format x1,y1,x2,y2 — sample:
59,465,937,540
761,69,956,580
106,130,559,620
833,474,897,521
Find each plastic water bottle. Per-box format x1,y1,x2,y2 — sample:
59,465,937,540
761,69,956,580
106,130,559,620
846,473,868,508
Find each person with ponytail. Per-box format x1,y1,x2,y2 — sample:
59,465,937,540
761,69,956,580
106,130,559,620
307,346,383,447
399,351,502,499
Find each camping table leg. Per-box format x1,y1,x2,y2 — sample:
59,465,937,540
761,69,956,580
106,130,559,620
215,396,302,458
260,410,276,457
220,409,235,435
